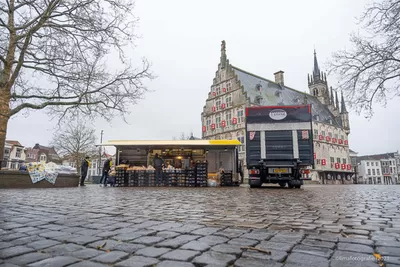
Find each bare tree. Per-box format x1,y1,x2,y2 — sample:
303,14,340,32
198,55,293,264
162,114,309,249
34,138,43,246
0,0,153,164
172,132,195,140
329,0,400,117
51,120,96,172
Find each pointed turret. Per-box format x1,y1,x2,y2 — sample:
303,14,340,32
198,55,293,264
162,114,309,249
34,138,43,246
330,87,334,105
313,49,320,80
335,90,339,109
340,91,347,113
308,49,329,105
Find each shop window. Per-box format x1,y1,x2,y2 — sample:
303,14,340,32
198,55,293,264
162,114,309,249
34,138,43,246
11,162,16,169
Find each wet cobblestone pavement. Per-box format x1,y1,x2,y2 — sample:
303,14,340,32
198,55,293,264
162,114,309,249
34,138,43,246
1,184,400,266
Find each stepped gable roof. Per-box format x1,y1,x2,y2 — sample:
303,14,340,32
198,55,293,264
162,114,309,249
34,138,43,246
231,66,341,127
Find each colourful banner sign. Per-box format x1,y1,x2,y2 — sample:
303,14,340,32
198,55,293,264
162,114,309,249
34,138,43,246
27,162,59,185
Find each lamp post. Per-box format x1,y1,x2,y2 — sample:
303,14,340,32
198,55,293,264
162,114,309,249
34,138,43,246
98,130,103,175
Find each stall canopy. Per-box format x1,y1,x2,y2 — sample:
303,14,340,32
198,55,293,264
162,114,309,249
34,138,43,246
100,140,241,148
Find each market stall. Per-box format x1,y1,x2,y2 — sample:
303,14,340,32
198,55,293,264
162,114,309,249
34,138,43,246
99,140,241,187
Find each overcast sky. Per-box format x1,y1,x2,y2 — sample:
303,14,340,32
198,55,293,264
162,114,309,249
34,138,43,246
6,0,399,156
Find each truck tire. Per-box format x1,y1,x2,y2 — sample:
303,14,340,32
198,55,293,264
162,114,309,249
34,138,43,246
295,185,302,189
288,184,294,189
279,183,286,188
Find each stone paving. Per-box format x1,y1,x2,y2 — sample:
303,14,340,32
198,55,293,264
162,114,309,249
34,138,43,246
0,184,400,266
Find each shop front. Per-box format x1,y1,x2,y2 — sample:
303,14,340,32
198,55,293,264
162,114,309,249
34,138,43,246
100,140,241,187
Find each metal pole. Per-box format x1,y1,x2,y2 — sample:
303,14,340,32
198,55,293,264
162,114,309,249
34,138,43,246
98,130,103,175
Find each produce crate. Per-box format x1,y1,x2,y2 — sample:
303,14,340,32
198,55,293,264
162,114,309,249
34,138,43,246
115,167,127,187
220,171,233,186
195,163,208,187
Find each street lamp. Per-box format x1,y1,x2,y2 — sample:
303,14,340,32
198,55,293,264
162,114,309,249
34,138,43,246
98,130,103,175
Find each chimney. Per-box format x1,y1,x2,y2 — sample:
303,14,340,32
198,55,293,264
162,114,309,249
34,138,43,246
274,70,284,86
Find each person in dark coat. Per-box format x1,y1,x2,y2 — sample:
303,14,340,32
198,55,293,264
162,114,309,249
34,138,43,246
153,153,164,186
100,157,112,187
80,156,91,186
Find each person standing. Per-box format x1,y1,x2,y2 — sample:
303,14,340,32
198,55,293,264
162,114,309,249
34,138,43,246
153,153,164,186
100,157,112,187
80,156,91,186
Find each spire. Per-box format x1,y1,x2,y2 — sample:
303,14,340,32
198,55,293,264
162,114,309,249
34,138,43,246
341,91,347,113
220,40,227,68
330,87,334,105
313,49,320,80
335,90,339,109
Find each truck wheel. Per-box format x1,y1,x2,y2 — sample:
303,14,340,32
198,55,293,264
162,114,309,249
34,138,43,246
295,185,302,189
250,184,261,188
288,184,294,189
279,183,286,188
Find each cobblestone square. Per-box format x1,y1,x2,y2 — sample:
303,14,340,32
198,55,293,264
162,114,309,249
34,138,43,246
1,184,399,266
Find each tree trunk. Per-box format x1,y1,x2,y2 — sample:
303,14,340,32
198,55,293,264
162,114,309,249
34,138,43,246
0,90,11,169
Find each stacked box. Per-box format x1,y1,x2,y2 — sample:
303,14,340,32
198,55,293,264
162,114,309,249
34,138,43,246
220,171,233,186
186,169,196,187
137,171,148,187
195,163,208,187
115,167,127,187
176,170,186,187
127,170,138,187
147,171,155,186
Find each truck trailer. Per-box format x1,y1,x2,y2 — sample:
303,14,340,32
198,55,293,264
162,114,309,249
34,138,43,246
245,105,314,188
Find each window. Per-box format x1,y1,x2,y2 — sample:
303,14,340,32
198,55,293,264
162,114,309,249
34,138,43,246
216,115,221,128
377,169,380,175
372,169,376,175
340,135,344,140
368,169,371,175
390,167,393,173
40,154,47,162
330,157,334,163
10,162,16,169
237,109,244,123
237,136,245,152
316,159,321,165
226,94,232,108
16,148,22,158
216,87,221,95
314,129,318,136
328,132,332,137
337,158,341,163
321,130,326,136
334,134,338,139
227,82,232,92
226,111,232,125
4,149,10,156
216,100,221,111
342,158,346,164
367,162,370,166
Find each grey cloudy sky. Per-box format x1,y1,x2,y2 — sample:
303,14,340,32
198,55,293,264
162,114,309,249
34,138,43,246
6,0,399,156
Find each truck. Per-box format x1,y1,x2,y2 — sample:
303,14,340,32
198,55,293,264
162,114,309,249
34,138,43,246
245,105,314,189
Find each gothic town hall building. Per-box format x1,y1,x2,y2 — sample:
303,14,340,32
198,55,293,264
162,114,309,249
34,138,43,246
201,41,353,184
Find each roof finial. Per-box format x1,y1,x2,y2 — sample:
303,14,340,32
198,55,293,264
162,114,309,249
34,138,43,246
220,40,227,68
335,90,339,110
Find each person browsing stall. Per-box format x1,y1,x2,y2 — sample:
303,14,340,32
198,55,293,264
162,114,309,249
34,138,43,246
100,156,112,187
80,156,91,186
153,153,164,185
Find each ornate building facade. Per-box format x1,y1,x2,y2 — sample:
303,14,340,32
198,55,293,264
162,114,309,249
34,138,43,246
201,41,353,184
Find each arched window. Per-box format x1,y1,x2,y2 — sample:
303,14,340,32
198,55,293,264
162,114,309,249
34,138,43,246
313,88,318,96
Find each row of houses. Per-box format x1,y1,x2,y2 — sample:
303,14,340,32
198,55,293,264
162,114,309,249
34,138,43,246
353,151,400,185
3,140,115,178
